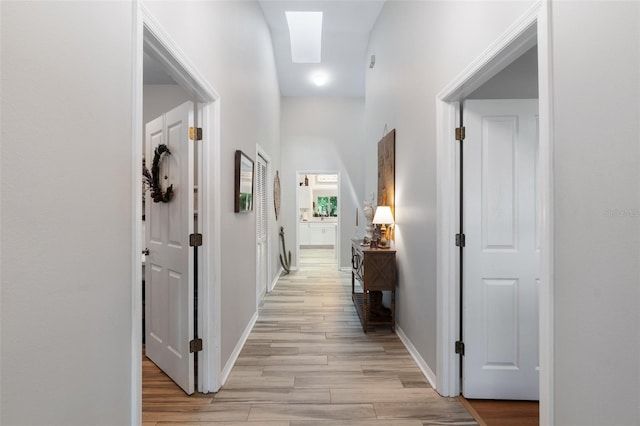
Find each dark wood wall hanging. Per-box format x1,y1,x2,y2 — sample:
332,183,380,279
377,128,396,231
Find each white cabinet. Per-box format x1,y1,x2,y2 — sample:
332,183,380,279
299,222,311,245
300,222,336,246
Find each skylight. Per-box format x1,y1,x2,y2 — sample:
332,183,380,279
285,11,323,63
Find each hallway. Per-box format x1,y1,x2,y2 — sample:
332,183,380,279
143,249,476,425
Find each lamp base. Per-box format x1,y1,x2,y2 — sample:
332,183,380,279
377,236,390,249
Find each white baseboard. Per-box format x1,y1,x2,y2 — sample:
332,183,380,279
220,311,258,387
269,267,283,292
395,325,437,389
339,267,351,273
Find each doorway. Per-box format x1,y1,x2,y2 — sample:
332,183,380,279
132,5,222,421
435,2,554,424
295,172,341,269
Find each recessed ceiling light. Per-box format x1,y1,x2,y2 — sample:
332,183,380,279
285,11,322,63
312,72,328,87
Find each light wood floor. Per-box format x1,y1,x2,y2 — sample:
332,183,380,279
143,248,477,425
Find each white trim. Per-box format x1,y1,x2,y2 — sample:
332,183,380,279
437,3,539,102
201,96,223,391
133,4,223,413
435,100,460,397
536,2,555,424
435,2,554,424
130,2,143,424
220,311,259,387
396,326,437,389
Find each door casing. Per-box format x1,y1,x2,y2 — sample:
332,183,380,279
132,3,222,424
435,1,554,424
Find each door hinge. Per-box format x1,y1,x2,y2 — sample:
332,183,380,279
455,233,466,247
455,126,466,141
455,341,465,356
189,338,203,353
189,233,203,247
189,127,203,141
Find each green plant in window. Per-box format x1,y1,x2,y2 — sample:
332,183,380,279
329,196,338,216
316,196,338,216
317,196,329,216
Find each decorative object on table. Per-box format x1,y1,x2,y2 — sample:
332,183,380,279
273,171,281,220
378,128,395,241
142,143,174,203
363,194,375,240
234,150,254,213
279,226,292,274
372,206,394,249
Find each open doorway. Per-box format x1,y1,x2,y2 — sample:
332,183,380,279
435,3,554,424
132,6,222,421
296,172,340,269
142,38,202,396
460,47,540,402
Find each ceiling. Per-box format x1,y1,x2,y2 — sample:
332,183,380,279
259,0,385,97
143,1,385,97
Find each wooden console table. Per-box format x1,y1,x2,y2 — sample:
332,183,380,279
351,240,397,332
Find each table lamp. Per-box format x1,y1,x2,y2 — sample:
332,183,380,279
372,206,394,248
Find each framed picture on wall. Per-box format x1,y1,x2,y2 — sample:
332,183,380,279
234,150,254,213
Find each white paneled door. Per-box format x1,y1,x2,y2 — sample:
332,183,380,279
462,99,540,400
145,101,195,395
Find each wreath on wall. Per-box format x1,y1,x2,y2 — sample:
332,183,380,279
143,144,174,203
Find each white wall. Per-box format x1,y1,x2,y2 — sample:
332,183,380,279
1,1,134,424
281,97,365,268
364,0,536,378
551,2,639,424
1,1,281,423
467,46,538,99
141,0,281,367
143,84,193,126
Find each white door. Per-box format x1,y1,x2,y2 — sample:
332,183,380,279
256,154,268,304
462,99,540,400
145,101,196,395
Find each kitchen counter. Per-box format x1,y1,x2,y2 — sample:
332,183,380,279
300,217,338,223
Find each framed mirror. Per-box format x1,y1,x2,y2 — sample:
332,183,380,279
234,150,254,213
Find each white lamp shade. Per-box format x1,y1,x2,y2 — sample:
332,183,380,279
372,206,394,225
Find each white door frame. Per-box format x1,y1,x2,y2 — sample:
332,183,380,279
255,145,272,305
295,170,341,270
132,3,222,423
435,1,554,424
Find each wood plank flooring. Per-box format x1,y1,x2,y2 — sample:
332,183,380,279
459,397,539,426
143,248,477,425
